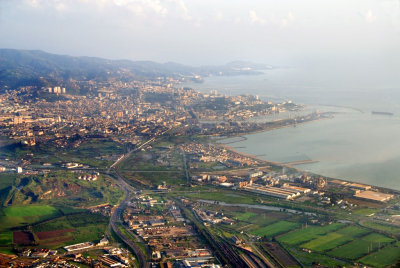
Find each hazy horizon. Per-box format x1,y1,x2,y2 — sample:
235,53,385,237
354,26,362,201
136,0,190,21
1,0,400,91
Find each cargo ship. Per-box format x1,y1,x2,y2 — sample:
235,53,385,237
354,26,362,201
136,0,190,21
371,111,394,116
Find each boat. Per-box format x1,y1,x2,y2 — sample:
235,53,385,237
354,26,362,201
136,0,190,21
371,111,394,116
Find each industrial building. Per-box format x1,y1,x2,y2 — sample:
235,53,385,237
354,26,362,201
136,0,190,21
354,190,394,202
243,184,299,199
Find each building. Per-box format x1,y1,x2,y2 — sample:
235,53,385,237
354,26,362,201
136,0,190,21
64,242,94,252
348,183,372,191
354,190,394,202
243,184,298,199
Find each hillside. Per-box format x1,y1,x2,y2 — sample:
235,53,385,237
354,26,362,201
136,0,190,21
0,49,270,93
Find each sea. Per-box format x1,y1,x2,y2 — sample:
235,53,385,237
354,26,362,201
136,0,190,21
182,68,400,190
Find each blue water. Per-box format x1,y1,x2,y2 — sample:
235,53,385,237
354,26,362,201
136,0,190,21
183,70,400,190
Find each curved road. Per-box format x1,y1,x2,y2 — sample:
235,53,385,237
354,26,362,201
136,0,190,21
110,172,150,268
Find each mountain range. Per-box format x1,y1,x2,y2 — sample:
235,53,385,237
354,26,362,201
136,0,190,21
0,49,271,93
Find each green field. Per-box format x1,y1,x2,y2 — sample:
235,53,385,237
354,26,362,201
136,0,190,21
363,221,400,235
0,205,61,231
186,190,256,205
251,221,300,237
359,245,400,267
288,246,348,267
233,212,257,221
328,237,386,260
32,213,109,248
300,232,352,252
0,232,12,245
362,233,394,243
336,225,370,237
353,208,377,216
277,223,344,245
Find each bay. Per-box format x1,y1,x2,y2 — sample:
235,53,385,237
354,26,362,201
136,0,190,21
182,70,400,190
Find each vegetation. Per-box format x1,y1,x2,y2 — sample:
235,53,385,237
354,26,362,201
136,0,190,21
359,244,400,267
250,220,299,237
300,232,352,252
3,171,123,207
0,205,61,231
277,223,345,245
32,213,109,248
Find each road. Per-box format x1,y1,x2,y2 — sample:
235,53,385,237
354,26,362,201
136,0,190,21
110,172,150,268
108,130,174,267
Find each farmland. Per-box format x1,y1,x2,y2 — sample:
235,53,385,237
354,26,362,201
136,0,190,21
250,220,300,237
32,213,109,248
300,232,352,252
0,205,61,231
277,223,344,245
328,235,393,260
359,244,400,267
300,225,371,252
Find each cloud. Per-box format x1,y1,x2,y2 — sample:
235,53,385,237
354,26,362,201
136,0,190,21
249,10,266,25
215,11,223,21
365,9,377,23
288,11,295,22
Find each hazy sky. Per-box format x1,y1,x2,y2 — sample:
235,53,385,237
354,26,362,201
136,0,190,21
1,0,400,67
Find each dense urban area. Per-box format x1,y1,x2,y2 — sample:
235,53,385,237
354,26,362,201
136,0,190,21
2,50,400,268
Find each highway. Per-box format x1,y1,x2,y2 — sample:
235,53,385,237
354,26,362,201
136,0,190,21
109,172,150,268
108,130,174,268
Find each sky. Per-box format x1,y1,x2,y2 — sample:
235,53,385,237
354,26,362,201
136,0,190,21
1,0,400,68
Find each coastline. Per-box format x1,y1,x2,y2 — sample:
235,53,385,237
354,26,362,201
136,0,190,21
215,117,400,195
214,112,332,143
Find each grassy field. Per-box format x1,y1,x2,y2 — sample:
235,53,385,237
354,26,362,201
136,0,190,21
300,232,352,252
328,236,387,260
362,233,394,243
277,223,345,245
250,221,300,237
186,190,256,205
233,212,257,221
336,225,370,237
0,205,61,231
32,213,109,248
359,244,400,267
363,221,400,235
287,246,348,267
353,208,377,216
122,170,186,188
0,232,12,245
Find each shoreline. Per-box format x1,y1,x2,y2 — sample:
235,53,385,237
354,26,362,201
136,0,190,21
214,113,332,142
214,118,400,195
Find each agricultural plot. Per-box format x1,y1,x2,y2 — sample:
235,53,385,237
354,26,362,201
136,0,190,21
277,223,344,245
234,212,257,221
363,221,400,235
359,244,400,268
300,232,352,252
328,235,391,260
336,225,370,237
32,213,108,248
362,233,394,243
0,232,12,245
261,243,299,267
288,247,348,267
36,229,75,246
300,225,371,252
0,205,61,231
13,231,34,245
250,221,300,237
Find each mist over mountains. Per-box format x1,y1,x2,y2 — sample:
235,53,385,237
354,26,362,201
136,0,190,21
0,49,270,93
